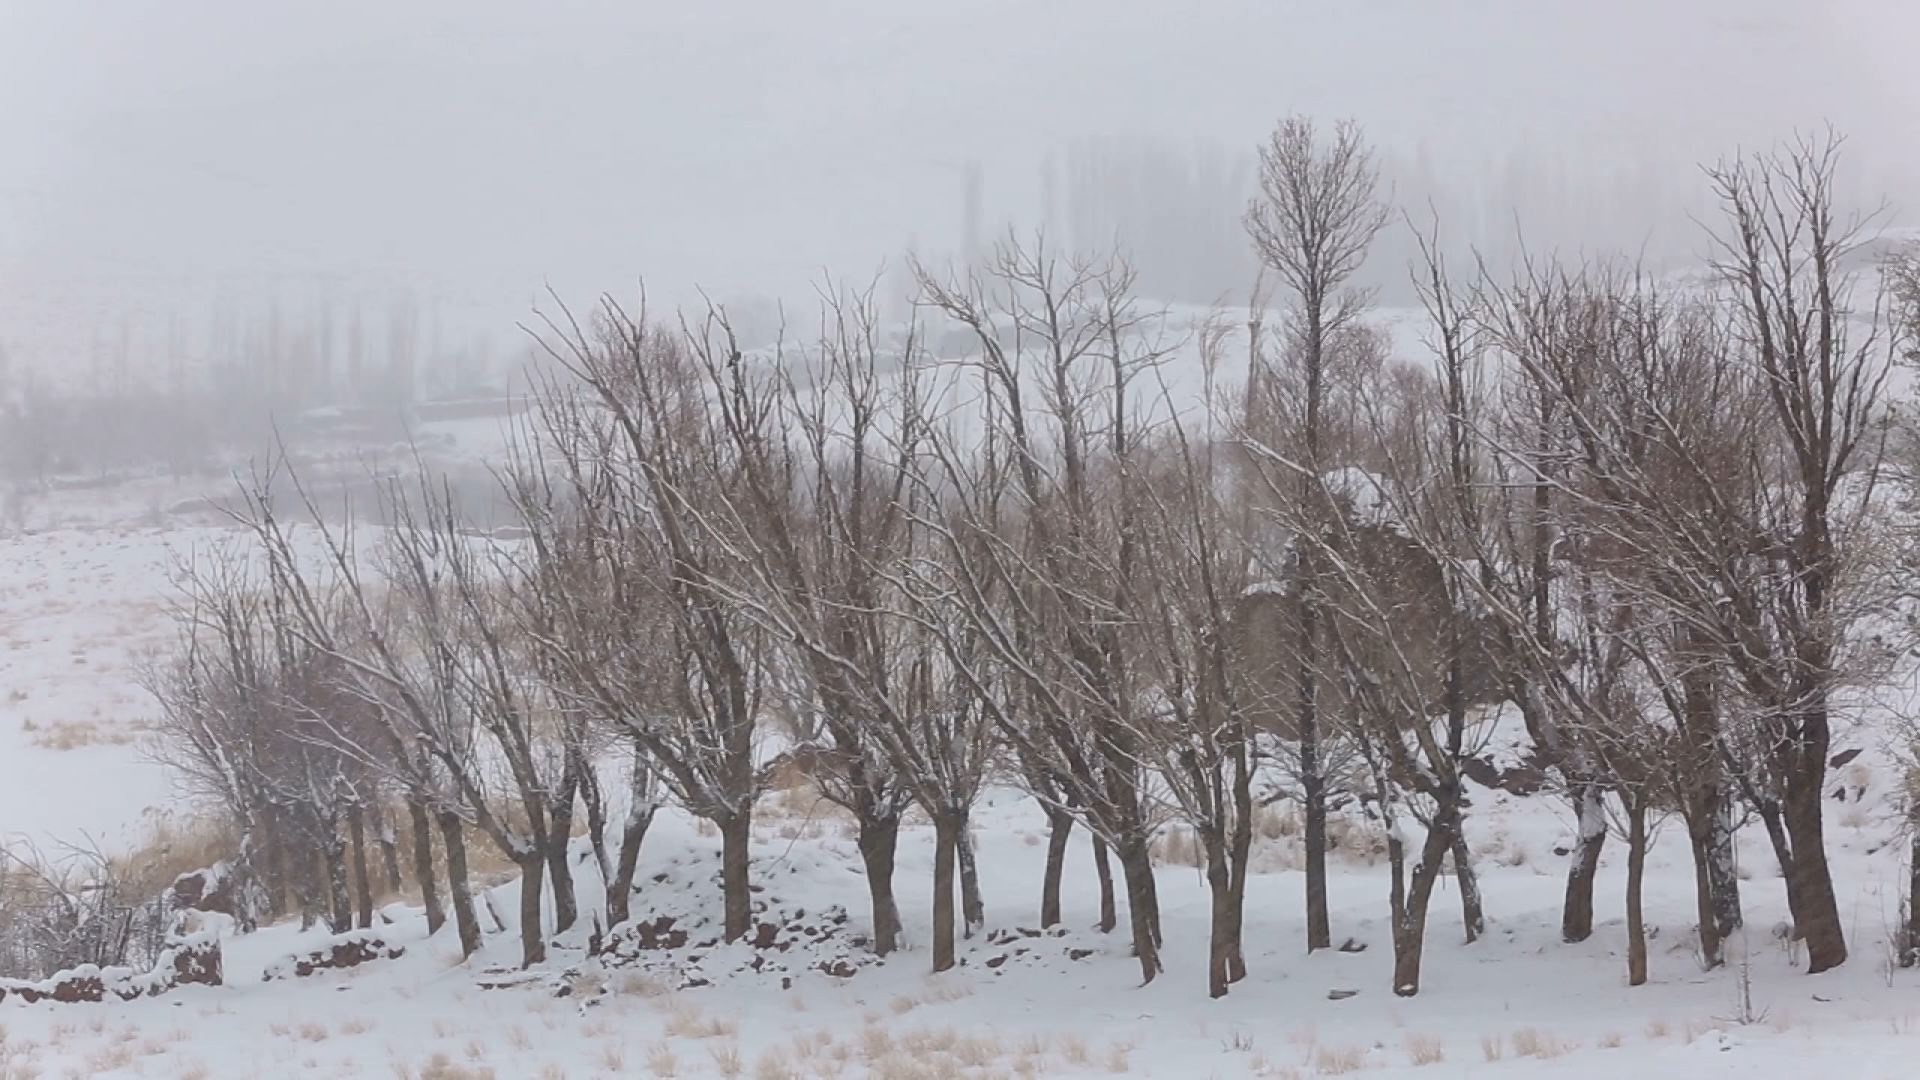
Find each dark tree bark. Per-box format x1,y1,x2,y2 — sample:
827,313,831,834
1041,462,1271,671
1116,836,1163,984
408,798,445,936
1452,833,1484,944
1627,794,1650,986
517,853,547,969
438,810,482,959
608,767,656,929
544,765,580,935
578,755,613,915
858,811,904,957
1040,806,1074,929
1782,749,1846,972
1225,752,1254,984
1203,828,1234,998
1092,833,1118,934
1390,817,1456,997
718,811,753,943
376,806,404,896
956,823,985,939
1906,831,1920,968
348,805,375,930
932,812,961,973
324,833,353,934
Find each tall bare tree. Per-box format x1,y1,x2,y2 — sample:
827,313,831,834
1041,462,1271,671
1243,115,1390,952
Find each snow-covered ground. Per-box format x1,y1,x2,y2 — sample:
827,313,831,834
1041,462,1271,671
3,783,1920,1079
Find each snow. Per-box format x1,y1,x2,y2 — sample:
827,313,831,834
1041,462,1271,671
0,783,1907,1077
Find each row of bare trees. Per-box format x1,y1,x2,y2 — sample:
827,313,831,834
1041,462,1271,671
142,118,1911,1000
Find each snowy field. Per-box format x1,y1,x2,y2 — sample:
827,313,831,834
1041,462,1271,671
2,778,1920,1079
2,510,1920,1078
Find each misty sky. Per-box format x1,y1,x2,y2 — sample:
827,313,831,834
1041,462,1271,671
2,0,1917,356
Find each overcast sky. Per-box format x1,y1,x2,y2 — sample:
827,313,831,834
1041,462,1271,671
2,0,1916,352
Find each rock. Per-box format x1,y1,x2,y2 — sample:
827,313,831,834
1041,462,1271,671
1328,989,1359,1001
263,931,405,981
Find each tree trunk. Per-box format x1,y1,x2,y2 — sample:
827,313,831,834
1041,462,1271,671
1226,749,1254,984
1689,823,1724,970
1116,836,1162,984
857,811,904,957
1092,832,1118,934
1782,764,1846,973
957,821,985,939
256,802,291,920
1390,815,1455,997
376,807,404,896
608,788,656,930
718,812,752,943
1627,795,1649,986
1562,782,1608,943
932,812,960,973
1706,795,1743,939
324,835,353,934
1040,806,1073,929
438,810,482,959
545,769,580,935
1300,577,1331,954
544,834,578,937
517,852,547,969
1203,830,1233,998
409,799,445,936
578,758,613,912
348,805,375,930
1452,832,1484,944
1905,831,1920,968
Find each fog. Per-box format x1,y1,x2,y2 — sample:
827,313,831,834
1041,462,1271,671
2,0,1917,383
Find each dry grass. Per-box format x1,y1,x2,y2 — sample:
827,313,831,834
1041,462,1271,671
26,717,141,750
408,1053,497,1080
754,1048,800,1080
1645,1018,1671,1040
707,1042,745,1079
1405,1033,1444,1066
1480,1035,1504,1062
1510,1028,1573,1059
1598,1031,1623,1049
1312,1045,1364,1075
664,1004,737,1041
646,1044,680,1078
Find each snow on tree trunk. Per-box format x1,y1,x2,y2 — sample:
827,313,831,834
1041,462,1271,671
957,816,985,939
608,794,656,931
1452,832,1484,944
1562,783,1608,943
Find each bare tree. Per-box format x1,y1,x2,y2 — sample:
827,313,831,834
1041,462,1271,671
1243,114,1390,952
524,306,771,944
911,236,1172,983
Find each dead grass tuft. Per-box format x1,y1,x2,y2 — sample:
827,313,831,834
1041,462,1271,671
1405,1033,1444,1066
1510,1028,1573,1059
